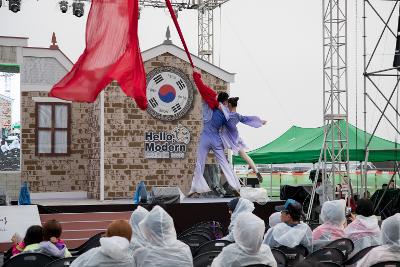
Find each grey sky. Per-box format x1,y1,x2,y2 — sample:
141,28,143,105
0,0,398,150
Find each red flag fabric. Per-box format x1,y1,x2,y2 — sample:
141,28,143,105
49,0,147,110
193,72,219,109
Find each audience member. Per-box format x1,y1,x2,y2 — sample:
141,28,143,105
389,180,398,189
40,219,71,257
356,213,400,267
221,198,255,242
71,219,134,267
16,225,43,254
312,200,346,250
268,212,281,228
11,233,24,256
1,140,9,153
315,176,334,205
263,199,313,253
129,206,149,252
211,212,277,267
133,206,193,267
344,198,381,254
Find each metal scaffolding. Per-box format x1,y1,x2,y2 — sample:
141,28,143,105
307,0,350,220
322,0,350,201
139,0,231,63
363,0,400,197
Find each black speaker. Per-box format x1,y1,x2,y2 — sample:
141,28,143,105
394,7,400,68
149,186,180,204
239,177,260,188
371,188,400,219
0,194,7,206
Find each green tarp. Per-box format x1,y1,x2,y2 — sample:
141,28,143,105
0,64,20,74
233,120,400,164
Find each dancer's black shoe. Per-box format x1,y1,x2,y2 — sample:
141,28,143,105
256,172,263,183
233,190,241,197
188,192,199,198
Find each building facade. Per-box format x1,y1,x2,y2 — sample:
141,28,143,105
0,35,234,200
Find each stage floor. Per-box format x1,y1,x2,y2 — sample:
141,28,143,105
32,196,281,206
31,197,237,206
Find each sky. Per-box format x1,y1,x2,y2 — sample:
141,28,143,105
0,0,399,150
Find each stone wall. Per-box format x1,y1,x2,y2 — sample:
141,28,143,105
103,53,228,199
0,96,12,129
21,91,92,193
86,98,100,199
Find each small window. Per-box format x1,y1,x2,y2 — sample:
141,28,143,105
35,103,71,156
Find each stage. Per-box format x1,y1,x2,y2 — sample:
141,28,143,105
0,198,284,252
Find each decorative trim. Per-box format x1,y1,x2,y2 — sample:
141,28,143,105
21,84,52,92
142,44,235,83
30,191,88,200
32,97,72,103
22,47,73,71
0,36,28,47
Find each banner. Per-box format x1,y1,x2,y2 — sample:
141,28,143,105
0,205,41,243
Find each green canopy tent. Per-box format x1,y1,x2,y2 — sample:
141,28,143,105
233,120,400,165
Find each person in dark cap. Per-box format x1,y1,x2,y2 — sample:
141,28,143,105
263,199,312,253
227,198,240,213
221,198,255,242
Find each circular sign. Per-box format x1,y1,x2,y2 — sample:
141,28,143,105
146,66,194,121
172,125,191,145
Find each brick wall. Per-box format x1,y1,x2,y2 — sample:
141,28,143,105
21,91,92,193
86,98,100,199
103,53,228,198
0,97,12,129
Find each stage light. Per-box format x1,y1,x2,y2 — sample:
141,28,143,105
0,0,2,8
59,0,68,13
9,0,21,13
72,1,84,17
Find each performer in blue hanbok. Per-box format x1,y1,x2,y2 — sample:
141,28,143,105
189,72,241,197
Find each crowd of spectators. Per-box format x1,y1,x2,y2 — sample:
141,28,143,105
5,197,400,267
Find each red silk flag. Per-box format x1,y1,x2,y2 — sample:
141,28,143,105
192,72,219,109
49,0,147,110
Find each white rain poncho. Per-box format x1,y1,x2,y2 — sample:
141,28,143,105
356,213,400,267
129,206,149,252
70,236,135,267
263,222,313,253
211,212,277,267
312,200,346,250
344,215,381,255
133,206,193,267
221,198,255,242
269,212,281,228
315,179,334,205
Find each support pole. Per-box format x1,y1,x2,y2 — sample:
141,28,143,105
100,91,105,201
270,163,273,197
